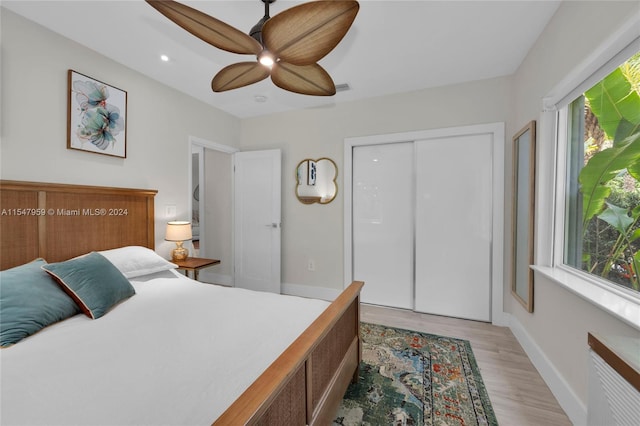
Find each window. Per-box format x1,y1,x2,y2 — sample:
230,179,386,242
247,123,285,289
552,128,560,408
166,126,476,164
562,51,640,295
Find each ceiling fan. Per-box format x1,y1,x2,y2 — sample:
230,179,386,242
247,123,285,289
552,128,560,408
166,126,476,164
146,0,360,96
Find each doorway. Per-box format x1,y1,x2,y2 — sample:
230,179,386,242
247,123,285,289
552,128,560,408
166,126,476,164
191,146,203,256
189,137,237,286
188,138,282,292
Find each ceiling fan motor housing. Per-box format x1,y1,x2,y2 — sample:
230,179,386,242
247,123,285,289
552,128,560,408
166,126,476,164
250,0,276,45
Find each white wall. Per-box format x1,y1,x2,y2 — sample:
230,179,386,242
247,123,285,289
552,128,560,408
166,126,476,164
0,9,241,255
240,77,510,290
240,2,640,421
509,1,640,423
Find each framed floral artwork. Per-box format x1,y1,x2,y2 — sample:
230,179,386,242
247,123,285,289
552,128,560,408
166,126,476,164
67,70,127,158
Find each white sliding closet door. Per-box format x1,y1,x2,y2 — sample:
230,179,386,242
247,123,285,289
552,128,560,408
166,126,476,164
414,134,493,321
353,143,413,309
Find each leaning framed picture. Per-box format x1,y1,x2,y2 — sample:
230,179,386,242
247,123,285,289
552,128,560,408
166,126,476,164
511,120,536,313
67,70,127,158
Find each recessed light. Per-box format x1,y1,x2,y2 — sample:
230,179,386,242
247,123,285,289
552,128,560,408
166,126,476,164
254,95,268,103
160,54,170,62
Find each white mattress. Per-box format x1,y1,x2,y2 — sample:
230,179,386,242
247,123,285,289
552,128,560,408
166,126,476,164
0,270,330,425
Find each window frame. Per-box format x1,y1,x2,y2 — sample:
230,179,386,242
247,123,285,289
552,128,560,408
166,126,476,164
554,105,640,301
532,19,640,330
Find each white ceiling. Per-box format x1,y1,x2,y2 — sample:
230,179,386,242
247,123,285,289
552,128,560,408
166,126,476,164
2,0,561,119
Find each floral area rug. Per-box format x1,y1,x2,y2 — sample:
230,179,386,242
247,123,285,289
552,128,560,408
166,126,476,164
334,322,498,426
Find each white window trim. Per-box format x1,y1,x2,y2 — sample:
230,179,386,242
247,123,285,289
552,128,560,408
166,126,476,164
534,14,640,330
534,107,640,330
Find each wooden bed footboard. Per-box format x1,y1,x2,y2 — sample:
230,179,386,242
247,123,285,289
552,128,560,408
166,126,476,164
214,281,364,426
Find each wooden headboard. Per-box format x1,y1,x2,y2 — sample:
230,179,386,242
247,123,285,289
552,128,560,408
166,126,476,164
0,180,157,270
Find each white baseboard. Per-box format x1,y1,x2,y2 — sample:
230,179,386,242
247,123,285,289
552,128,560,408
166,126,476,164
491,310,510,327
506,313,587,425
281,282,342,301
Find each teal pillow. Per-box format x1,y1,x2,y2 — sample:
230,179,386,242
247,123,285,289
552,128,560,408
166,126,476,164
0,258,80,347
42,252,135,319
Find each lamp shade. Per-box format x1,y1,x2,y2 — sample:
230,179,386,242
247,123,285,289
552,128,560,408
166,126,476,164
165,221,192,242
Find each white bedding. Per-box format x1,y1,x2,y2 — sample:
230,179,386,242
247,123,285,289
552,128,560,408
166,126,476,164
0,270,330,425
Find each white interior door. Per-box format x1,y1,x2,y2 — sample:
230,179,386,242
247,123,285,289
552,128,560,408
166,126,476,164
414,134,493,321
234,149,281,293
352,143,414,309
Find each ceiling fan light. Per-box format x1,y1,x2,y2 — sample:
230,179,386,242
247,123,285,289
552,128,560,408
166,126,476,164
258,52,275,68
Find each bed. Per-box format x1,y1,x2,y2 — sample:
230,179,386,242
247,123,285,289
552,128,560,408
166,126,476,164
0,180,363,425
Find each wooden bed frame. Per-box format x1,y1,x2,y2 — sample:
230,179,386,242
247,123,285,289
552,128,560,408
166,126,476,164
0,180,363,426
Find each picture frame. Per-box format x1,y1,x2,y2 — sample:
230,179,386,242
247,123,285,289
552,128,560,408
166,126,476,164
67,70,127,158
308,160,317,186
511,120,536,312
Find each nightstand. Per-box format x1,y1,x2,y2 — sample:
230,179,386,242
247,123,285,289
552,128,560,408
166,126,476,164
174,257,220,281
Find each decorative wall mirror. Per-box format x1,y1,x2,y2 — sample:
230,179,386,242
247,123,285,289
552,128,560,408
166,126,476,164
512,121,536,313
295,158,338,204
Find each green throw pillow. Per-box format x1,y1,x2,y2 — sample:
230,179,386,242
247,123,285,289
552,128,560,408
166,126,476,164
0,258,80,347
42,252,135,319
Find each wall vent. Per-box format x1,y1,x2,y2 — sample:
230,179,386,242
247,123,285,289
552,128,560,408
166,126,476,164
588,350,640,425
335,83,351,93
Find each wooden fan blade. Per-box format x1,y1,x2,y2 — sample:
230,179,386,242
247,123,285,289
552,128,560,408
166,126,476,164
211,62,270,92
262,1,359,65
271,62,335,96
146,0,262,55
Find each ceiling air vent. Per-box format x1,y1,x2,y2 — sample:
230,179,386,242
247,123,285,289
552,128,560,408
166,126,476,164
335,83,351,93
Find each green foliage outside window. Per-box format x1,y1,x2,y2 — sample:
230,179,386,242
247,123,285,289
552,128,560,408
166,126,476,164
579,52,640,291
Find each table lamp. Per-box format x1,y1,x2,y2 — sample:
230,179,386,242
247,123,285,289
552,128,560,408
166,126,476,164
165,221,192,262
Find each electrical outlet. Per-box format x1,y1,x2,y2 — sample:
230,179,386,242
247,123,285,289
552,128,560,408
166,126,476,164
308,259,315,271
165,204,177,218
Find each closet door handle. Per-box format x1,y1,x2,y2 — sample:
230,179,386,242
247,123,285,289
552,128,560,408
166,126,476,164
265,223,280,228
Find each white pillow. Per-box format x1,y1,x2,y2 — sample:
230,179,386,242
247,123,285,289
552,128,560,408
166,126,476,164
99,246,177,279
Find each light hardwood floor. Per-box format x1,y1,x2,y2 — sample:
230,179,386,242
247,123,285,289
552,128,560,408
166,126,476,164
361,304,573,426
